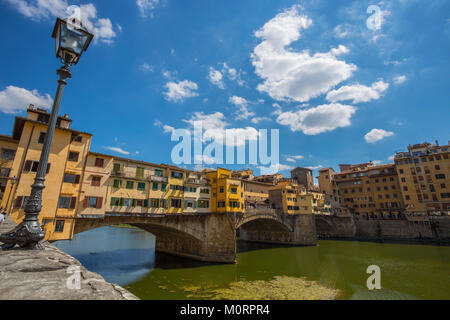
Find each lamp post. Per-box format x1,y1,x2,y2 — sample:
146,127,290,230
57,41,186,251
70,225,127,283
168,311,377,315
0,17,93,250
2,176,17,216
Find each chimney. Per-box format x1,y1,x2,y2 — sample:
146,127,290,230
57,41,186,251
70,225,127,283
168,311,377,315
64,114,69,118
29,104,34,110
435,140,439,146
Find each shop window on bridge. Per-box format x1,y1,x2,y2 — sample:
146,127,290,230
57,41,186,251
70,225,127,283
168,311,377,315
54,220,65,233
151,199,160,208
171,198,182,208
229,201,240,208
218,201,225,208
110,198,123,206
198,200,209,208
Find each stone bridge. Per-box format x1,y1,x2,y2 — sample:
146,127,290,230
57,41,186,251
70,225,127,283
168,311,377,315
74,210,317,263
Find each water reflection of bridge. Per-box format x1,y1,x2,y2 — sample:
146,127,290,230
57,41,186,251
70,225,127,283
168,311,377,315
74,210,317,263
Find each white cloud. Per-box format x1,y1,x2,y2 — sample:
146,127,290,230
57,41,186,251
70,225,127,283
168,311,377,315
229,96,248,107
183,112,259,147
258,163,293,174
306,165,323,170
250,117,271,124
207,67,225,89
388,155,395,161
164,80,199,103
139,63,154,72
6,0,117,43
326,80,389,104
0,86,53,114
104,146,131,155
285,155,304,163
364,129,394,143
163,125,175,134
277,103,356,135
393,75,407,85
136,0,160,18
251,5,357,102
222,63,245,86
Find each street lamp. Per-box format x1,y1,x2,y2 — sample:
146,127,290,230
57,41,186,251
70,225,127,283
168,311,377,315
2,176,17,216
0,17,93,250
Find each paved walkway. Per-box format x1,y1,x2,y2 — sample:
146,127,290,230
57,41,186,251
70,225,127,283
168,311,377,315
0,216,138,300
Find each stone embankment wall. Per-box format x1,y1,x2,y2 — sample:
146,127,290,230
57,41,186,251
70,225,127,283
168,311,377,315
316,215,450,243
0,217,139,300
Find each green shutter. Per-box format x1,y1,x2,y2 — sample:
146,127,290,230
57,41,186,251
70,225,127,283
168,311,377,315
132,199,136,207
144,199,149,207
110,198,116,206
119,198,124,206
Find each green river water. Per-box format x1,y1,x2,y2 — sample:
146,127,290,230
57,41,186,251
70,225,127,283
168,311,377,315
54,227,450,300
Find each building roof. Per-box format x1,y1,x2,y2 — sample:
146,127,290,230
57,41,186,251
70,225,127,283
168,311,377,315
335,163,395,176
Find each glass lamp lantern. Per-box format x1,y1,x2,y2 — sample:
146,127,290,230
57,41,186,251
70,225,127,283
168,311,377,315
52,17,94,66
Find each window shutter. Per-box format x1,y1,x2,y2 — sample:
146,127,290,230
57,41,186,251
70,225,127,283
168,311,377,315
24,161,32,172
144,199,149,208
14,196,23,209
69,197,77,209
132,199,136,207
46,163,51,174
194,201,197,209
120,163,124,171
75,175,80,184
110,197,116,206
120,198,124,206
83,197,89,208
96,197,103,209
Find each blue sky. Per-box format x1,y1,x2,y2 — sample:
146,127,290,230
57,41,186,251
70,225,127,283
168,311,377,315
0,0,449,181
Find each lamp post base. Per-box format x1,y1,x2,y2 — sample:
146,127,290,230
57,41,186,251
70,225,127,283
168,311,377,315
0,221,45,251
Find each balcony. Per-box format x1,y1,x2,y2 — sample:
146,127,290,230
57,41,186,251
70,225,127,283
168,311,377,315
185,178,206,186
149,175,168,183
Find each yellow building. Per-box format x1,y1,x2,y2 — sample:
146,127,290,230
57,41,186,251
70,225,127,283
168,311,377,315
0,106,92,241
241,180,271,209
205,168,242,213
0,134,19,202
333,162,404,218
394,141,450,214
269,183,313,215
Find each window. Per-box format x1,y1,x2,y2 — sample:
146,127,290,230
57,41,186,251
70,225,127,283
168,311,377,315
200,188,209,194
95,158,104,168
435,165,441,170
171,198,182,208
198,200,209,208
441,193,450,199
220,187,224,193
68,152,79,162
113,180,122,188
64,173,80,184
84,197,103,209
436,174,446,180
110,198,122,206
152,183,158,191
91,176,101,187
161,184,167,192
113,163,123,172
154,169,163,177
399,169,404,174
405,195,410,201
23,160,51,174
231,187,237,194
171,171,183,179
151,199,160,208
136,167,144,178
124,198,132,207
38,132,46,144
54,220,65,233
73,135,82,143
126,181,134,189
2,148,15,160
218,201,226,208
441,184,446,189
138,182,146,191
